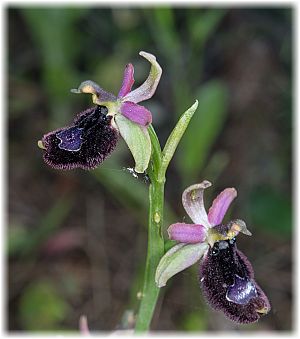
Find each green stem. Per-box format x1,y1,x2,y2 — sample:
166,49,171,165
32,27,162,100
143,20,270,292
135,126,165,332
134,101,197,331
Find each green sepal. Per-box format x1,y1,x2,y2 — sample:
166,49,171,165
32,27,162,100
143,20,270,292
114,114,151,173
155,242,208,288
123,51,162,103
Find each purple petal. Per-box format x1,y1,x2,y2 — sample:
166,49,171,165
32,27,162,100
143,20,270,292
118,63,135,98
41,106,118,170
182,181,212,228
122,51,162,103
168,223,207,244
208,188,237,226
120,101,152,126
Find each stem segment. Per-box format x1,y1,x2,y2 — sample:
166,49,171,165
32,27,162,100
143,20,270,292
135,180,164,331
135,126,165,332
134,100,197,331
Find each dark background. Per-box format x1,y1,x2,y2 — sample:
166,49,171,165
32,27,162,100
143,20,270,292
8,7,292,332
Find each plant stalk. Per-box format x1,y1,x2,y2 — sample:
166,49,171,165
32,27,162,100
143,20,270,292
134,126,165,332
134,102,197,331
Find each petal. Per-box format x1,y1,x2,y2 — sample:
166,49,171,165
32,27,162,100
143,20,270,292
155,242,209,288
167,223,207,244
71,80,116,104
208,188,237,226
120,101,152,126
199,239,271,323
40,106,118,170
114,114,151,173
122,51,162,104
182,181,212,228
118,63,135,98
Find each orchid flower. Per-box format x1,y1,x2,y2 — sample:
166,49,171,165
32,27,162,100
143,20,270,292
38,51,162,173
155,180,270,324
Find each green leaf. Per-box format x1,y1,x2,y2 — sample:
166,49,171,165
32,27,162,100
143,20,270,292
180,311,208,331
143,8,180,63
160,101,198,180
8,196,72,258
178,80,228,180
189,9,227,49
19,281,69,331
21,8,86,126
7,223,28,257
22,196,72,257
115,114,151,173
155,242,208,288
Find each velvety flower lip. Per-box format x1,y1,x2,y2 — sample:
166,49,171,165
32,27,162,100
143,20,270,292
41,106,118,170
200,239,271,323
155,180,270,324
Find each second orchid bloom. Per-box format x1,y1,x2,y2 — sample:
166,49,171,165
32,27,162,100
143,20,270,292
155,180,270,324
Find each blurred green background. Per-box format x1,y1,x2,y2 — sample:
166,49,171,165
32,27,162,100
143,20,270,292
8,6,292,332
